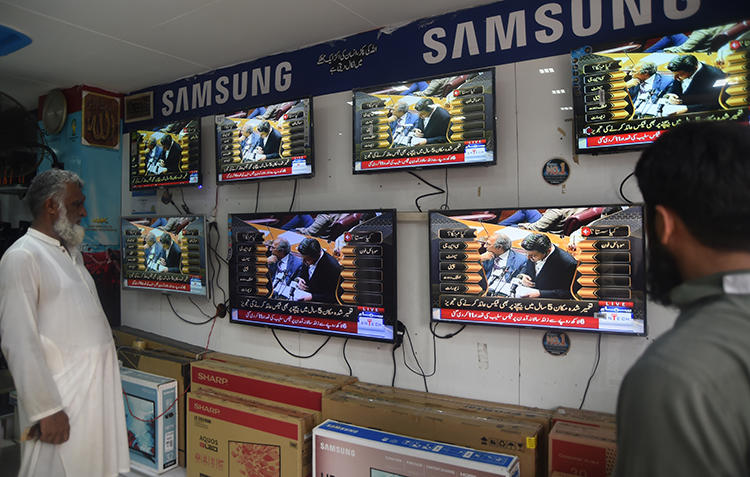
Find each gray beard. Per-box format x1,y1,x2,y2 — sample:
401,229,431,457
53,202,85,249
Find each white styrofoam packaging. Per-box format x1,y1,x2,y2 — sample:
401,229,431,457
314,419,520,477
120,366,178,475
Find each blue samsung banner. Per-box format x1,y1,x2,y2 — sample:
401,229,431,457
125,0,750,131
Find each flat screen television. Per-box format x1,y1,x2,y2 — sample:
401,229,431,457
228,209,397,342
124,393,156,462
121,215,208,296
572,19,750,153
352,68,496,173
429,205,646,335
215,98,314,182
129,118,202,189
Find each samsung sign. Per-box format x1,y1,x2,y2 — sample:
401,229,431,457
126,0,749,130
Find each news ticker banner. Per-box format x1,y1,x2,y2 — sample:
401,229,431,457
124,0,750,131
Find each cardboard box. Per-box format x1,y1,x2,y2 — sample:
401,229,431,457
314,419,520,477
121,367,179,474
548,422,617,477
322,389,543,477
552,407,616,430
114,326,208,360
190,359,344,421
187,390,315,477
204,352,357,388
120,347,196,467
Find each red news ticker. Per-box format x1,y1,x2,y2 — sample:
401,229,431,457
189,397,299,440
222,167,292,180
127,279,190,291
191,365,322,411
235,309,359,334
440,308,601,329
586,130,665,147
132,179,190,188
360,153,465,169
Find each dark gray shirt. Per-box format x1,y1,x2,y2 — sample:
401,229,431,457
615,271,750,477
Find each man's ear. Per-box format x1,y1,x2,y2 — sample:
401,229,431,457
653,205,678,246
43,197,59,218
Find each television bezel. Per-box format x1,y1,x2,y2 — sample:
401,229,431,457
120,214,209,297
227,208,398,343
428,203,648,337
128,117,203,191
351,67,498,175
214,97,315,184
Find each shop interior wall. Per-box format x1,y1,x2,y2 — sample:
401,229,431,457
119,54,678,413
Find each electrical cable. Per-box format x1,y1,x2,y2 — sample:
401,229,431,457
391,342,398,386
165,294,216,325
342,338,353,376
619,171,635,204
188,296,214,318
407,170,446,212
579,334,602,409
255,182,261,213
170,199,183,215
289,179,298,213
179,188,192,214
441,168,449,210
401,324,429,392
271,328,331,359
429,320,466,339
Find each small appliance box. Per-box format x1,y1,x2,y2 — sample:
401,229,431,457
314,419,520,477
186,390,315,477
120,366,179,475
548,422,617,477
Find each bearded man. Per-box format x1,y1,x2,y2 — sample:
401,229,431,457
0,169,130,477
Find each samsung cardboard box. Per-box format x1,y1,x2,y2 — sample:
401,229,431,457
120,367,179,474
548,422,617,477
205,352,357,388
186,390,315,477
322,389,542,477
190,359,344,421
120,347,196,467
314,419,520,477
552,407,616,430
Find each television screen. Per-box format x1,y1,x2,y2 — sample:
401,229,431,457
572,19,750,153
352,68,496,173
129,119,201,189
228,210,397,342
215,98,314,182
121,215,208,296
429,206,646,335
124,393,156,461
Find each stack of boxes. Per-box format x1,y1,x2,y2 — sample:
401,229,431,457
548,407,617,477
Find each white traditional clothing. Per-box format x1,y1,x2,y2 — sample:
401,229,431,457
0,228,129,477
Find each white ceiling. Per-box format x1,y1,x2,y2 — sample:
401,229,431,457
0,0,497,110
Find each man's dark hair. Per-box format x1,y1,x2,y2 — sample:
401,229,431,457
413,98,434,113
636,121,750,250
667,54,698,74
256,121,271,134
159,233,172,246
520,233,551,254
160,134,173,148
297,237,321,258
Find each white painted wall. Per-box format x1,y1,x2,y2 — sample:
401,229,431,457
120,54,678,413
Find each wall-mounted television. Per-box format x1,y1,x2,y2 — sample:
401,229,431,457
215,98,314,182
429,205,646,335
228,210,397,342
572,19,749,153
352,68,496,173
121,215,208,296
129,119,201,189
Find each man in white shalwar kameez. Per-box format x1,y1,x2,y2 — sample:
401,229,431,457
0,169,130,477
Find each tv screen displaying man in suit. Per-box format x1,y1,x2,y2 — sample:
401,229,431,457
129,119,201,189
352,68,496,173
429,206,647,336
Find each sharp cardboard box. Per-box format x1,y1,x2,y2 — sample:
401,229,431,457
121,367,179,475
314,419,520,477
204,352,357,388
114,326,208,360
187,390,315,477
552,407,616,430
322,389,543,477
548,422,617,477
190,359,344,422
119,347,196,467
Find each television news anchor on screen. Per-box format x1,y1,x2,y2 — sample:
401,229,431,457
615,121,750,477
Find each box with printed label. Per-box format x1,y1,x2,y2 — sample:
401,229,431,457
186,390,315,477
548,422,617,477
322,389,542,477
120,366,179,474
314,419,520,477
552,407,616,430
